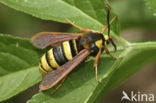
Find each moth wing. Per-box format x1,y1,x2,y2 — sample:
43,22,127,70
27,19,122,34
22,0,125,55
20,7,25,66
31,32,83,49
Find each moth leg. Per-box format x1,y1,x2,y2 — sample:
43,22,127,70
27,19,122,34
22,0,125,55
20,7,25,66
65,18,91,33
94,49,102,83
50,75,68,94
103,44,120,59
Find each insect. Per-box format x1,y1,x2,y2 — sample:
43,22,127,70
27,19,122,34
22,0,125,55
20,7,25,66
31,5,120,94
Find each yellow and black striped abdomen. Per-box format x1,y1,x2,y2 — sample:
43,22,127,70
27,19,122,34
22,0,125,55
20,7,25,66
39,40,81,75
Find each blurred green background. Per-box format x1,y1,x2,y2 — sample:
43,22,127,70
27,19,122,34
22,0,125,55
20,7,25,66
0,0,156,103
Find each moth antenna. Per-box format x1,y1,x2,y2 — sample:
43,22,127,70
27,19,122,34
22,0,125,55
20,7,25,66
106,5,110,37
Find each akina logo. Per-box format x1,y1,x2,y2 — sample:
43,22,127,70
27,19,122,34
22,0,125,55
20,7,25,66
121,91,155,102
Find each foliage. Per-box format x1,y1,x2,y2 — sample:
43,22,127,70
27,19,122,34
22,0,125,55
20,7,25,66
112,0,156,29
145,0,156,16
0,34,42,101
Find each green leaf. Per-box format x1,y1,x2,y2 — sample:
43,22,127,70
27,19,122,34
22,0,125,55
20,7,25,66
0,34,43,102
144,0,156,16
0,0,120,35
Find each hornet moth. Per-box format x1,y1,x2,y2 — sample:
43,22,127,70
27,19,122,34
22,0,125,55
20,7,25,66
31,5,120,94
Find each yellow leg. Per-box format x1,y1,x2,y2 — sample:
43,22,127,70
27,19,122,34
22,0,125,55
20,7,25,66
65,18,91,33
94,49,102,83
